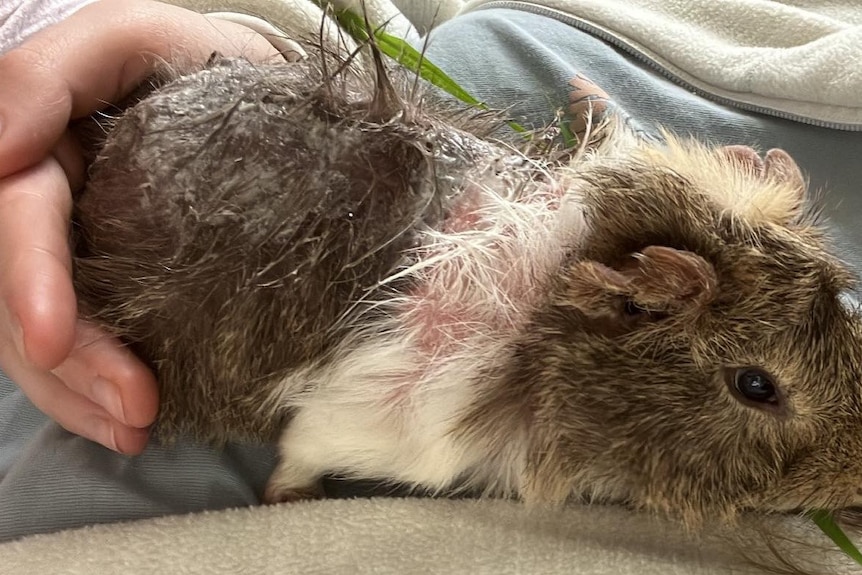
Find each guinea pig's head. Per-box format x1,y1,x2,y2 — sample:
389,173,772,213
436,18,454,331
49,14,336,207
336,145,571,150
515,137,862,525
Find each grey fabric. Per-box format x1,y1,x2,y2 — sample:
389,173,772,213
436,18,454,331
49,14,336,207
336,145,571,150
1,6,861,542
0,0,95,52
0,371,277,541
421,8,862,270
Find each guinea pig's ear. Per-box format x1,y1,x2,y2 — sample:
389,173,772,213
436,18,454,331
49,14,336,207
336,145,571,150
720,146,808,226
763,148,807,206
626,246,718,310
562,246,717,317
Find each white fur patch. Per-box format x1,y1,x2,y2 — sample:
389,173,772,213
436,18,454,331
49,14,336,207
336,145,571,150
266,151,588,494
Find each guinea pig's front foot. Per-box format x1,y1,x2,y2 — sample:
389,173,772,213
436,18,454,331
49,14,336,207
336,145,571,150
262,473,324,505
567,73,611,143
262,439,327,505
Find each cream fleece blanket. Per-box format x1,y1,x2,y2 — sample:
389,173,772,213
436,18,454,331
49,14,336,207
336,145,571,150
2,1,862,574
1,498,858,574
462,0,862,127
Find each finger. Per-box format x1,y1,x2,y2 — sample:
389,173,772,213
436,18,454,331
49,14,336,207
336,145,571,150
52,130,86,192
0,157,76,370
0,344,150,454
52,319,159,429
0,0,281,177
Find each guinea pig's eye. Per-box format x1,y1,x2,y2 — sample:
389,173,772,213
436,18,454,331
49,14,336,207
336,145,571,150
727,367,784,413
735,368,776,403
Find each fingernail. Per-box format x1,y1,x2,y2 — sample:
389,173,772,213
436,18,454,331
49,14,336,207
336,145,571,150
91,376,127,424
86,415,119,452
115,425,150,456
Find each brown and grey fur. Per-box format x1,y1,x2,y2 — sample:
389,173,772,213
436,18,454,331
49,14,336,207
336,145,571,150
73,42,862,531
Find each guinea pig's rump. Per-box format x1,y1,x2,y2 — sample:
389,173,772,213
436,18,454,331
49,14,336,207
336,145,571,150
72,56,457,442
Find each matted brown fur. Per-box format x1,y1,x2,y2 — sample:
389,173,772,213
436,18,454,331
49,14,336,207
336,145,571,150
74,51,500,441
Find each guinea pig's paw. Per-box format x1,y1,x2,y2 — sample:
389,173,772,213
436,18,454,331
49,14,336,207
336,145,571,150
262,477,325,505
567,73,611,143
262,456,326,504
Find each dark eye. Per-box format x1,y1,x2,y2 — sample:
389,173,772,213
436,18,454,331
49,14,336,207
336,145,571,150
735,368,776,402
728,367,784,413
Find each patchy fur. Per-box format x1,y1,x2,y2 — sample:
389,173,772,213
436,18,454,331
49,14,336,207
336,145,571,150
73,39,862,535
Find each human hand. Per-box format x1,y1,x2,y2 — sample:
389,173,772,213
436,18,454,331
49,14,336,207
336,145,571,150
0,0,281,453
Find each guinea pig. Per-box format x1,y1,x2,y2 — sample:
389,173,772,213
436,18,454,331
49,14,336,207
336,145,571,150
72,42,862,528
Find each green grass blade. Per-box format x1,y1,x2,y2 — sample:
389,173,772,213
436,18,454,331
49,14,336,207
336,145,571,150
558,117,577,149
333,9,479,105
331,8,527,134
809,510,862,565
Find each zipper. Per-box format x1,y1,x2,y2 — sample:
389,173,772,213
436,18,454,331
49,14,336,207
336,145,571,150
462,0,862,131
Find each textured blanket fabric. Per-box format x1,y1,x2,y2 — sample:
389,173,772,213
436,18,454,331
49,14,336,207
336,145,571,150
463,0,862,127
1,498,857,574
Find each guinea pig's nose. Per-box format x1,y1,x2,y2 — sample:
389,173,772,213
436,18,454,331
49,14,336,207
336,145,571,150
720,145,764,172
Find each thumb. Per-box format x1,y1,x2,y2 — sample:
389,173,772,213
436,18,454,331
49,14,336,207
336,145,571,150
0,157,77,370
0,0,282,179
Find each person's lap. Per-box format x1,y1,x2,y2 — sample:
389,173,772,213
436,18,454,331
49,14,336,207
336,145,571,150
2,6,861,542
0,371,277,540
423,9,862,241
